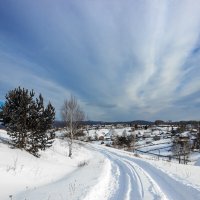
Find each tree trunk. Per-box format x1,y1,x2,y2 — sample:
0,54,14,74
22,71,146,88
68,141,72,157
68,114,73,158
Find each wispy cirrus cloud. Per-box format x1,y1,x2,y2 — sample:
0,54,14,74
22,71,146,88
0,0,200,121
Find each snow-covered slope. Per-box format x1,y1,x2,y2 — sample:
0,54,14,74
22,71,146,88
0,130,114,200
1,129,200,200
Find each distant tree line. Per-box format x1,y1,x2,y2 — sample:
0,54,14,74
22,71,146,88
1,86,200,159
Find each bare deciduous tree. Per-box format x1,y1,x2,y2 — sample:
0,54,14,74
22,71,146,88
61,95,85,157
172,136,190,164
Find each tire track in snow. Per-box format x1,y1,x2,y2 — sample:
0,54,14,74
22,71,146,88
123,160,144,198
125,174,131,200
97,148,164,200
103,149,166,200
123,159,167,200
101,150,139,200
101,147,200,200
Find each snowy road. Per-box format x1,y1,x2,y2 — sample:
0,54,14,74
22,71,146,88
6,139,200,200
93,145,200,200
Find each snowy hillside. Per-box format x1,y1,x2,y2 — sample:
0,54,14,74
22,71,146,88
1,129,200,200
0,130,113,200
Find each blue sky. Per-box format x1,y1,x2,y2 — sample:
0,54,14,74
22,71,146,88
0,0,200,121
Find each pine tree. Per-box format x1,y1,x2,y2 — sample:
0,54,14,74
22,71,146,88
2,87,34,149
36,97,55,151
26,98,41,156
0,106,3,124
2,87,55,157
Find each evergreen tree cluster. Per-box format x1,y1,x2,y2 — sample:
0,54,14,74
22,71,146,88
1,87,55,157
115,135,134,147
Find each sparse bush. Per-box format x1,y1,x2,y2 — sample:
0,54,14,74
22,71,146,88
134,153,140,157
6,157,18,172
115,134,135,148
184,169,191,178
69,181,76,198
77,160,88,167
74,129,85,138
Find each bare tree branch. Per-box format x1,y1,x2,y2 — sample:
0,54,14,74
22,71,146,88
61,95,85,157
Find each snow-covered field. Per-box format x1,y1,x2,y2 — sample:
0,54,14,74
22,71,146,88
1,128,200,200
87,127,200,163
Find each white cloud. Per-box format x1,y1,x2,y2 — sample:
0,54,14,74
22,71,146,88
1,0,200,120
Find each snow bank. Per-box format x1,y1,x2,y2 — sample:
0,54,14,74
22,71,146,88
146,158,200,190
83,156,115,200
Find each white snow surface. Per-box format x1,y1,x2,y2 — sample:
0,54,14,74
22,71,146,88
0,130,114,200
1,129,200,200
94,145,200,200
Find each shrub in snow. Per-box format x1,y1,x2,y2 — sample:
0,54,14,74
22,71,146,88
134,153,141,158
114,134,135,150
77,160,88,167
1,87,55,157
